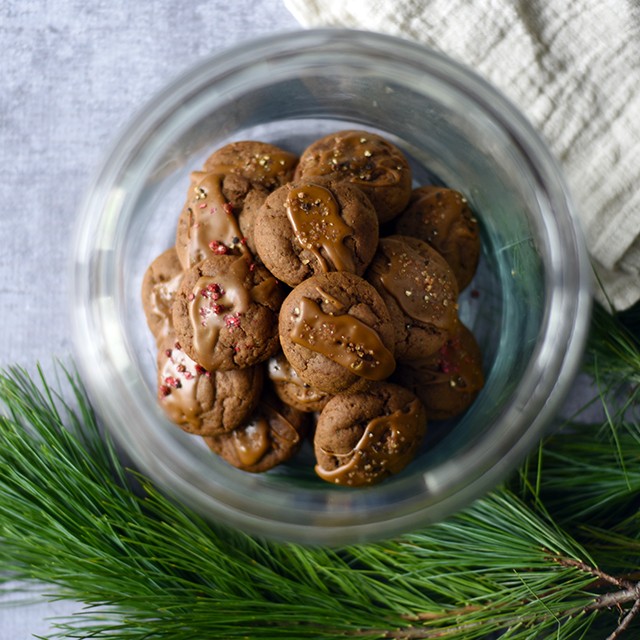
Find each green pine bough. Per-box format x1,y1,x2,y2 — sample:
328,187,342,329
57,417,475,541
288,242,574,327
0,304,638,639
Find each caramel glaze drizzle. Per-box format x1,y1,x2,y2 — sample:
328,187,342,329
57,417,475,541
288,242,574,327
290,296,395,380
185,171,250,266
150,272,183,341
373,237,458,330
159,345,205,429
315,398,423,485
207,149,298,189
232,404,301,467
267,354,327,405
232,417,270,467
412,187,478,251
305,133,404,186
285,183,356,273
187,258,256,371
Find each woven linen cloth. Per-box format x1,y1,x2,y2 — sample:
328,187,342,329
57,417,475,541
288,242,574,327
284,0,640,311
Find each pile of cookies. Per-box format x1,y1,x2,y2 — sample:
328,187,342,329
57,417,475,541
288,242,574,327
141,130,484,487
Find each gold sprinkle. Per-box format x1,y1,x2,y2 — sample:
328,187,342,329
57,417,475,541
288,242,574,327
405,290,412,297
363,150,372,157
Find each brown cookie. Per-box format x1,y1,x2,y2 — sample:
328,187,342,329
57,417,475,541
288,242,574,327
252,176,379,287
267,351,331,413
313,382,427,486
365,235,459,361
204,393,308,472
203,140,298,192
294,130,412,223
279,272,397,394
395,186,481,290
172,254,284,371
393,323,484,420
157,336,263,436
141,247,184,345
175,170,268,269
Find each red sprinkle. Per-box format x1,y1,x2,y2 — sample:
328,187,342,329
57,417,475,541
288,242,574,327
187,293,195,301
209,240,230,255
223,202,234,215
211,302,225,315
164,349,172,358
176,364,186,373
159,385,171,397
165,376,182,389
183,371,194,380
225,313,242,329
194,364,207,375
174,341,182,350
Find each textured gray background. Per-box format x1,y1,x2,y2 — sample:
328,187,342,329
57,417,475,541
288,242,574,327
0,1,603,637
0,1,297,636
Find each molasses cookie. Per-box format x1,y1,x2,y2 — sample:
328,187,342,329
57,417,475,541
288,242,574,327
253,176,379,287
395,186,480,290
141,247,184,345
394,323,484,420
203,140,298,192
205,393,308,473
172,254,284,371
313,382,427,486
267,351,331,413
175,170,268,269
279,272,396,394
294,130,412,223
157,336,263,436
365,235,459,361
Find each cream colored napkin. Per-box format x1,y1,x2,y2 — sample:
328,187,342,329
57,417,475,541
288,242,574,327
284,0,640,311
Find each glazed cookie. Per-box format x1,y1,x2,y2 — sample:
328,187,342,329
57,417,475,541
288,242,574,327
175,170,269,269
395,186,481,290
279,272,397,394
313,382,427,486
253,176,379,287
394,323,484,421
172,254,284,371
294,130,412,223
157,336,263,436
267,351,331,413
203,140,298,192
141,247,184,345
365,235,459,361
205,393,308,473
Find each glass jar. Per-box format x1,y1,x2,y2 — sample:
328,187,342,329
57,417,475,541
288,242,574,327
72,29,592,545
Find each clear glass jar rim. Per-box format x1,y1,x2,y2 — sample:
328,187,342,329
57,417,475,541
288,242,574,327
72,28,592,544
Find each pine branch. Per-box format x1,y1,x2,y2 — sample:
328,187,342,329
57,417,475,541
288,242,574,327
2,297,640,639
1,365,639,639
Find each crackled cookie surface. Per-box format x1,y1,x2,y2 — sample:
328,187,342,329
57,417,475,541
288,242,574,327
394,323,484,421
172,254,284,371
156,337,264,436
203,140,298,192
365,235,459,361
279,272,397,394
205,393,308,473
314,382,426,486
395,186,481,290
254,176,379,287
294,130,412,223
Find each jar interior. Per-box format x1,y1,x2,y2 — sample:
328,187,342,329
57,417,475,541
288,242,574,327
96,50,556,540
